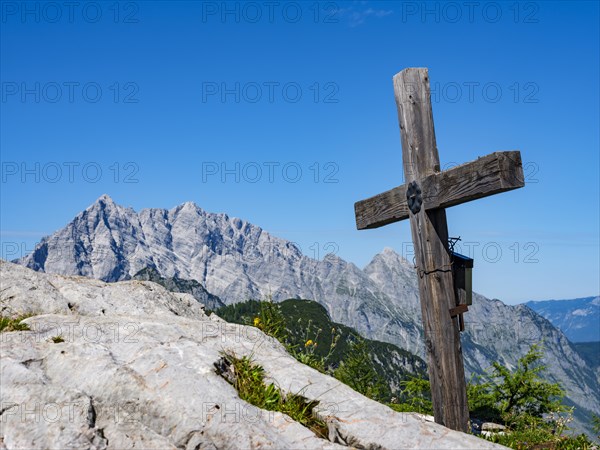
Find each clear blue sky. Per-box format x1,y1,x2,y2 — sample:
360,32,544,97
1,1,598,304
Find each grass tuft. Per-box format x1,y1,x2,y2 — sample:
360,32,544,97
215,352,328,439
0,315,32,332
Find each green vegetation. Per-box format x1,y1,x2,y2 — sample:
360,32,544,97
387,344,597,449
468,344,595,448
50,335,65,343
0,315,32,332
592,414,600,437
216,352,328,438
487,419,595,449
215,298,426,400
250,298,289,343
488,344,564,423
334,336,387,401
216,300,599,448
389,377,434,415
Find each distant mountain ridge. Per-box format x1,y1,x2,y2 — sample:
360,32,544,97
525,296,600,343
16,195,600,436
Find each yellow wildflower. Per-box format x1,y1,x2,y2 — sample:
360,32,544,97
253,317,261,327
305,339,314,347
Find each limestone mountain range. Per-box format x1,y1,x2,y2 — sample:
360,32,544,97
16,195,600,435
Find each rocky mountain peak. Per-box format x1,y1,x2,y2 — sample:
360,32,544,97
364,247,414,275
87,193,124,214
174,200,203,214
95,193,115,205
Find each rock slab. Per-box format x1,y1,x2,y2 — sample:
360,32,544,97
0,261,505,449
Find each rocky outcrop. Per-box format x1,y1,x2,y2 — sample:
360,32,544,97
0,260,504,449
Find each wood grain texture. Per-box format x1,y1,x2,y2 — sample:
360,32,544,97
394,68,470,432
354,184,409,230
423,151,524,211
354,151,524,230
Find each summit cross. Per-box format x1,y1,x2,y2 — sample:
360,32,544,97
354,67,525,431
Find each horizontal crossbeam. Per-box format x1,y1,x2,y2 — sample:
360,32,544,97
354,150,524,230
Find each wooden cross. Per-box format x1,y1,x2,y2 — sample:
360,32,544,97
354,68,524,432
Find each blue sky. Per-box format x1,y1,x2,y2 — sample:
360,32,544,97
1,1,598,304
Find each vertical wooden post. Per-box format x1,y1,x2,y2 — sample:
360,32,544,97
393,68,469,431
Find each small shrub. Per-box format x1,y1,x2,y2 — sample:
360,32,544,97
467,374,500,422
391,376,433,415
0,315,32,332
486,421,595,449
470,344,595,449
334,336,387,401
490,344,564,425
592,413,600,438
251,298,288,343
50,335,65,343
288,322,341,373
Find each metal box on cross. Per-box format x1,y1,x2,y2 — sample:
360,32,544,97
451,251,473,307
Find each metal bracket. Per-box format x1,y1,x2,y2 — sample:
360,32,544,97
406,181,423,214
449,304,468,317
449,304,468,332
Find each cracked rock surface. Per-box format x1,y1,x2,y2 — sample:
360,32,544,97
0,261,505,449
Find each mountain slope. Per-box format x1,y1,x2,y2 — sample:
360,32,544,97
573,342,600,370
132,266,225,311
17,195,600,435
525,296,600,343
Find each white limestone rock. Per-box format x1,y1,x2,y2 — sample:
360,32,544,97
0,260,505,449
